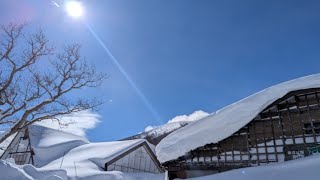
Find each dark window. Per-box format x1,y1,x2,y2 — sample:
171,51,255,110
11,153,28,165
304,122,320,134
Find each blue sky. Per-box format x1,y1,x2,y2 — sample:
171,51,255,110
1,0,320,142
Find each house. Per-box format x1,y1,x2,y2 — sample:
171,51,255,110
156,74,320,179
103,140,163,173
0,125,163,177
0,128,34,165
40,138,163,177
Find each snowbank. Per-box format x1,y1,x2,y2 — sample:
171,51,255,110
178,154,320,180
0,159,164,180
156,74,320,163
0,160,67,180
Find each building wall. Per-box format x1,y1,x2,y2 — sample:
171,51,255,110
0,129,33,165
107,146,161,173
165,89,320,179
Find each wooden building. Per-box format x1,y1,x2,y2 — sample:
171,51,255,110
0,128,34,165
156,75,320,179
104,140,163,173
0,125,163,175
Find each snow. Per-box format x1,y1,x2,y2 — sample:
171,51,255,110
143,121,190,138
177,154,320,180
0,160,67,180
144,110,210,134
26,124,164,179
156,74,320,163
167,110,210,124
0,124,165,180
0,132,17,157
41,139,148,178
0,159,164,180
29,125,89,167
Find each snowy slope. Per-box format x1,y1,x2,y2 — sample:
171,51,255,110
124,121,191,145
178,154,320,180
157,74,320,163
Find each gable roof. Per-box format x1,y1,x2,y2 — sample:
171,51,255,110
156,74,320,163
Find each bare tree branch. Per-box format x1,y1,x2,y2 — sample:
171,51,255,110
0,23,106,143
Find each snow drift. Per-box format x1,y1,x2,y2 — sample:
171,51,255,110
179,154,320,180
156,74,320,163
0,160,67,180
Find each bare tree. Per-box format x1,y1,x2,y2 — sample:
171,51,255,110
0,23,105,143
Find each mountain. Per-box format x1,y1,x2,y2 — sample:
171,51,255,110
122,121,191,145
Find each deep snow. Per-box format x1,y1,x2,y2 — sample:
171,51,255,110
157,74,320,163
1,125,164,180
177,154,320,180
0,160,164,180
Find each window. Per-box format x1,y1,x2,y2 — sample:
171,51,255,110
304,122,320,134
10,153,28,165
107,146,160,173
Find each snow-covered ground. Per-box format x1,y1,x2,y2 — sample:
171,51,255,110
0,159,164,180
2,153,320,180
157,74,320,163
177,154,320,180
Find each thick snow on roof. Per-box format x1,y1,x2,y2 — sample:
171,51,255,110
25,124,164,179
42,139,147,177
29,125,89,167
156,74,320,163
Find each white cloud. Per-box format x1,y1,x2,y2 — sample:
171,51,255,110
35,110,101,137
167,110,210,123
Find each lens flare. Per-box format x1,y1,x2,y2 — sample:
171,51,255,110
85,23,163,124
65,1,83,18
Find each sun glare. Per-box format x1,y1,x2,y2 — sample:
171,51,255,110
65,1,84,18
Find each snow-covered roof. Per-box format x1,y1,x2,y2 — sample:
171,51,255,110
42,139,148,177
156,74,320,163
28,125,89,167
26,124,156,178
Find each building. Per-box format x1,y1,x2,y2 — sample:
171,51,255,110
0,128,34,165
104,140,163,173
0,125,163,175
156,74,320,179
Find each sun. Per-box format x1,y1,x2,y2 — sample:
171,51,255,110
65,1,84,18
